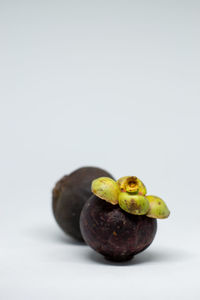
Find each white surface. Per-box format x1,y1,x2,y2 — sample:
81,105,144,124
1,0,200,299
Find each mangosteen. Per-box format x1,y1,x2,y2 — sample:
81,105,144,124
80,195,157,261
80,176,170,261
52,167,114,242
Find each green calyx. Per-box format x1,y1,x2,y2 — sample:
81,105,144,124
91,177,120,205
119,193,149,215
117,176,147,195
146,195,170,219
91,175,170,219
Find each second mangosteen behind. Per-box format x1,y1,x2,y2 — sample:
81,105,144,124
52,166,114,242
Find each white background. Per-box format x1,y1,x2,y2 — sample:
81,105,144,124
1,0,200,299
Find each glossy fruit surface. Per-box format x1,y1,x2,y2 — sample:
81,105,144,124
80,195,157,261
52,167,113,241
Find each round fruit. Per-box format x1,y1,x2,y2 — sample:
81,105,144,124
52,167,114,241
80,195,157,261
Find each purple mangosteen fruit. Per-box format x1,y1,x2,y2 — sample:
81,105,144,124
80,176,170,261
80,194,157,261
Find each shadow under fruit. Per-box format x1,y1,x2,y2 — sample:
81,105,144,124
80,195,157,261
52,167,113,242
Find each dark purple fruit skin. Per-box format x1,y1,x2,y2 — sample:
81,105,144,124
80,195,157,261
52,167,114,242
